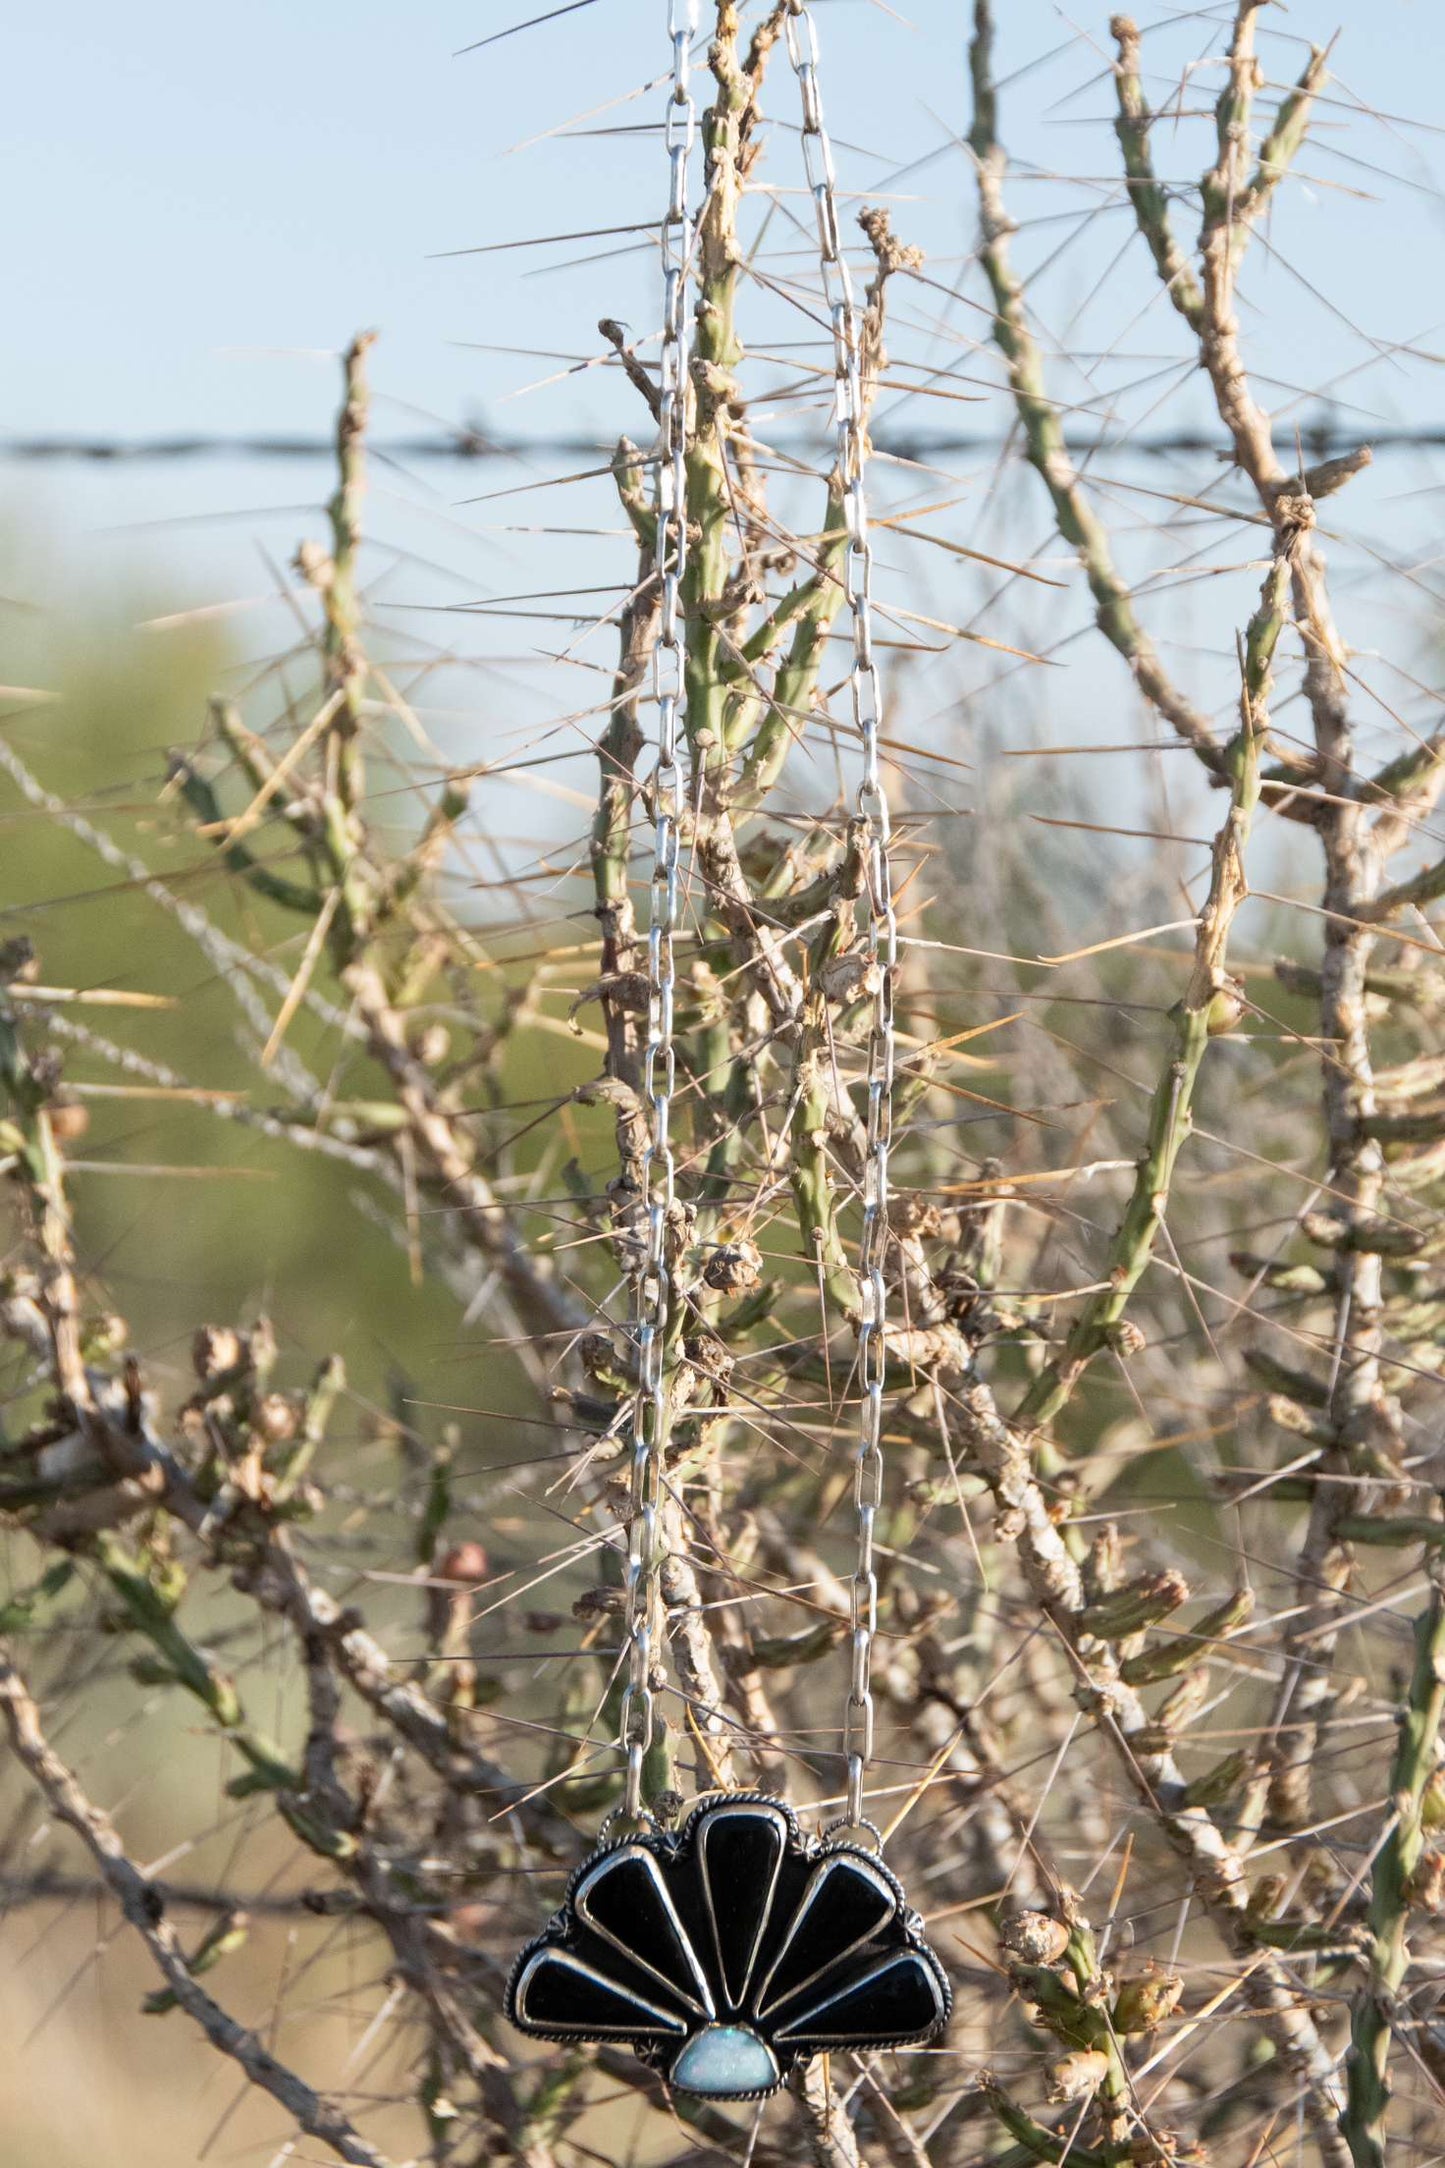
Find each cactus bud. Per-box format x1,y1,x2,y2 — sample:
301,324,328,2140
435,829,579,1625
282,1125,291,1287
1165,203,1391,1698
1406,1847,1445,1912
998,1911,1071,1967
818,949,879,1005
1078,1570,1189,1643
257,1393,301,1444
1181,1749,1249,1810
1300,443,1372,500
410,1022,451,1067
1047,2049,1110,2103
1246,1873,1287,1922
701,1240,763,1295
1120,1587,1253,1685
193,1325,245,1381
1155,1667,1212,1736
48,1098,90,1143
1206,976,1247,1036
1084,1523,1123,1603
1113,1962,1184,2035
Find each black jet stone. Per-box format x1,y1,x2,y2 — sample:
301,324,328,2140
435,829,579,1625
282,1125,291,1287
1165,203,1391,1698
505,1795,952,2098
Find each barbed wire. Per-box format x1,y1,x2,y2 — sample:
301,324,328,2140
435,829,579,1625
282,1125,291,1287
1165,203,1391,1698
3,419,1440,466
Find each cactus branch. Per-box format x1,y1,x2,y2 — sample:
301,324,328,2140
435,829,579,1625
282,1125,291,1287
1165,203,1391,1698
1341,1584,1445,2168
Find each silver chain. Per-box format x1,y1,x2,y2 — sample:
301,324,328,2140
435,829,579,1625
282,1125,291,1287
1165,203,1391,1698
784,0,897,1839
622,0,893,1839
619,0,698,1827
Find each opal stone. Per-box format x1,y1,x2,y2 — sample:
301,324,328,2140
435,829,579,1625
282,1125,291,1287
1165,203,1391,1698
671,2024,780,2097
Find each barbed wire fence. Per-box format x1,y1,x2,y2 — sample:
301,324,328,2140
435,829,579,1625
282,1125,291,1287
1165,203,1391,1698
8,420,1445,463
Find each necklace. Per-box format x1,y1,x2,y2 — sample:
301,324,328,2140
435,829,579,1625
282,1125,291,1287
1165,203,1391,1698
506,0,950,2100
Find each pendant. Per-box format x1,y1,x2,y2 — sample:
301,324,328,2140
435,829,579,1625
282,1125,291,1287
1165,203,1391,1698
506,1793,950,2099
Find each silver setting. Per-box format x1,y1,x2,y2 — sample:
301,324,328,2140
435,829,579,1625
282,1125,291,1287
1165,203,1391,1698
782,0,898,1832
512,1946,689,2040
754,1852,895,2020
772,1950,931,2047
505,1797,951,2098
575,1847,715,2019
509,10,941,2101
697,1796,788,2009
619,0,700,1827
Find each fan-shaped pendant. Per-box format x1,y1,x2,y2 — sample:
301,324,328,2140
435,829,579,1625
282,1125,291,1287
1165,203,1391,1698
506,1795,950,2099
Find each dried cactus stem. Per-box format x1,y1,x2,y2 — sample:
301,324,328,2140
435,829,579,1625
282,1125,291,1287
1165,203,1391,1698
0,971,91,1418
1109,17,1204,329
592,470,659,1090
949,1380,1348,2154
789,1028,856,1318
169,757,322,916
732,214,913,808
1341,1585,1445,2167
0,1654,390,2167
682,3,751,773
91,1532,300,1794
967,0,1219,773
323,331,375,819
290,335,386,958
1014,553,1282,1438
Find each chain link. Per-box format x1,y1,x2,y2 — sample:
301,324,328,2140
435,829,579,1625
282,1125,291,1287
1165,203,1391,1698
784,0,898,1838
622,0,892,1837
618,0,699,1826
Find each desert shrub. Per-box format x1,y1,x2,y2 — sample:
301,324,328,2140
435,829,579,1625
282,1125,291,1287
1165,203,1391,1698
2,7,1443,2166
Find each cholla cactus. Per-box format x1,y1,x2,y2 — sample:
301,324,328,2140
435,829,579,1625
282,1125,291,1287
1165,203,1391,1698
2,7,1445,2167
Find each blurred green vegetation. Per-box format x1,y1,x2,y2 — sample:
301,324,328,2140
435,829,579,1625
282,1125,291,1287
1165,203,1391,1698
0,537,578,2167
0,541,553,1459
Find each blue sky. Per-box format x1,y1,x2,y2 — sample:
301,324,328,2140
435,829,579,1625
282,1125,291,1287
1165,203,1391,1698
8,1,1445,449
6,0,1445,812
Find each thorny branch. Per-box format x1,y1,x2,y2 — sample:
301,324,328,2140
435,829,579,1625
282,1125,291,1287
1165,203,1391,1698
0,1652,395,2168
3,5,1445,2166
